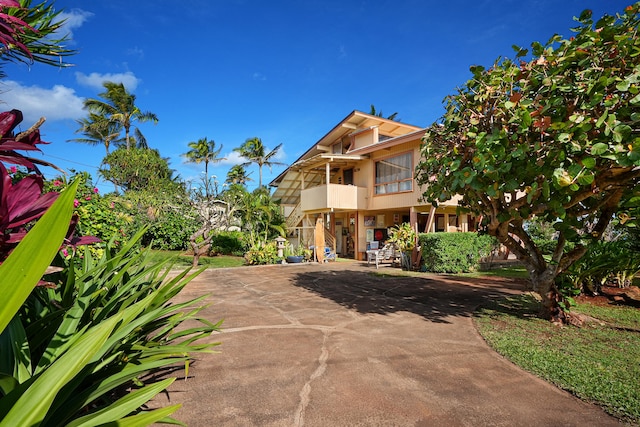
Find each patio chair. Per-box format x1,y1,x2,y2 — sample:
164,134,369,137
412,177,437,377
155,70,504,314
367,243,395,269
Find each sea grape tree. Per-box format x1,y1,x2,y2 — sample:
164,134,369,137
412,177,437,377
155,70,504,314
416,4,640,323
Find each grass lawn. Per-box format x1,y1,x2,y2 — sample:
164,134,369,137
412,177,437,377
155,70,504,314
146,250,245,268
474,294,640,424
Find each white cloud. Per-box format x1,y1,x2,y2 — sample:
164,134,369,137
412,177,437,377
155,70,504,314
219,146,287,166
55,9,94,41
0,80,84,124
75,71,141,91
220,150,245,166
252,72,266,81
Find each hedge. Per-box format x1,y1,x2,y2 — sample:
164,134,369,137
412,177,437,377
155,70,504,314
419,232,496,273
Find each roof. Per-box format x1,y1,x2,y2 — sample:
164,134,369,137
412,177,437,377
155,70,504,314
270,111,424,205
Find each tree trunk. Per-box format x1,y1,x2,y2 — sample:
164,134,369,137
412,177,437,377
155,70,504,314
529,269,568,324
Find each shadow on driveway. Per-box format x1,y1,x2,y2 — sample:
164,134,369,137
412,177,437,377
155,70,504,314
290,266,528,323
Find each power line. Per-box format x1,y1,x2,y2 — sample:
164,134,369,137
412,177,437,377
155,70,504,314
40,153,102,170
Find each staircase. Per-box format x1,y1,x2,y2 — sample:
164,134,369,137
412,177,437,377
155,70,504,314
325,229,336,254
285,202,303,233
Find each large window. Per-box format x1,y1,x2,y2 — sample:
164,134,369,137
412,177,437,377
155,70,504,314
374,152,412,195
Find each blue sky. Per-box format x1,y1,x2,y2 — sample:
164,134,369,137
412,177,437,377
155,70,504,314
2,0,631,193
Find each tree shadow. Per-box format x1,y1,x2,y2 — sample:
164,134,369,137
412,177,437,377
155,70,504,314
291,267,529,324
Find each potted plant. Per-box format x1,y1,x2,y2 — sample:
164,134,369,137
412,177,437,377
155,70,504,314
388,222,417,270
286,244,305,263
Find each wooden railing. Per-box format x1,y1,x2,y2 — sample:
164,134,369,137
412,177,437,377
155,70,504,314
285,202,303,232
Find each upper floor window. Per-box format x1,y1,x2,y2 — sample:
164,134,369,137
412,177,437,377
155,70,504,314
374,152,412,195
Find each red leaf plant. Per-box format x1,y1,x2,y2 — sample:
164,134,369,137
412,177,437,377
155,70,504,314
0,110,100,263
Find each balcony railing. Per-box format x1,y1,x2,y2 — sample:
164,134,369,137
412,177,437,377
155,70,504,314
300,184,367,212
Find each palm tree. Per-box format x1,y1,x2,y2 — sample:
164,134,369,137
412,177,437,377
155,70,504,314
83,82,158,150
233,137,285,188
69,113,123,155
369,104,399,121
225,164,253,186
183,137,225,198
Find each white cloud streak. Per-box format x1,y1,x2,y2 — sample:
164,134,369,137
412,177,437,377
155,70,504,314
55,9,94,42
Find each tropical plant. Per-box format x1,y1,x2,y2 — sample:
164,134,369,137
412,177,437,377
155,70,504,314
416,4,640,323
233,137,285,187
244,240,279,265
69,113,123,155
183,137,225,198
369,104,399,121
83,82,158,150
44,172,132,252
231,186,285,246
0,210,220,426
225,164,252,186
0,0,75,76
387,222,417,270
100,146,180,193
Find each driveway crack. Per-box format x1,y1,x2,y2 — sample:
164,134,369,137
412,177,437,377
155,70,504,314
294,329,330,427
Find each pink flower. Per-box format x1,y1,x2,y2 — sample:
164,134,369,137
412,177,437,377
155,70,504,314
9,166,17,174
110,201,115,209
85,196,91,201
93,187,99,194
62,248,69,257
73,199,79,208
53,180,62,187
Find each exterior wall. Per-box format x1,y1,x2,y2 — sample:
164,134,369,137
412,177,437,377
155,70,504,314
366,139,426,211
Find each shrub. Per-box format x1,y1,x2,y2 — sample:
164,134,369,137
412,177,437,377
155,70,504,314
420,232,495,273
209,230,247,256
244,241,279,265
558,239,640,295
45,172,132,250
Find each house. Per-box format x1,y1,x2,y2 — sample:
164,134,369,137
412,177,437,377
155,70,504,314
270,110,477,260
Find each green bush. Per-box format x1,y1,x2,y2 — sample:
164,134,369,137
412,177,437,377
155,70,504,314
209,231,248,256
142,209,198,250
244,241,280,265
45,173,132,249
558,239,640,294
420,232,495,273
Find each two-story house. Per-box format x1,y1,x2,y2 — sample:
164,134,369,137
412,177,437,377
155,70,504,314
270,110,477,260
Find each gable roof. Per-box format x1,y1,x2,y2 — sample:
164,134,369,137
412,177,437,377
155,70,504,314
270,110,424,205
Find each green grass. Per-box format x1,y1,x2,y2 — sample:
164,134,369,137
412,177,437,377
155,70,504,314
463,266,530,280
146,250,246,268
475,295,640,424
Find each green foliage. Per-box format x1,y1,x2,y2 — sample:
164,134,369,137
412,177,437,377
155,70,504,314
387,222,417,269
83,82,158,150
100,147,180,193
476,295,640,423
416,4,640,318
226,185,285,246
45,172,132,250
233,137,285,187
0,179,77,333
0,223,220,425
420,232,495,273
0,0,75,74
209,230,248,256
244,241,279,265
558,239,640,294
142,209,197,251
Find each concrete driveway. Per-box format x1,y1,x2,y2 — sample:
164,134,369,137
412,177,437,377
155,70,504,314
154,261,620,426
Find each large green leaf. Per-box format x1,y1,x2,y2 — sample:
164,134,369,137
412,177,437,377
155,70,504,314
65,378,176,427
0,312,118,427
0,180,78,333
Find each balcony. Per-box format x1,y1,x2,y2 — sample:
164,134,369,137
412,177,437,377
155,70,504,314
300,184,367,212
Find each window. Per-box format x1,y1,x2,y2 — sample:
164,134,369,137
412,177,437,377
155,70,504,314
374,152,412,195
